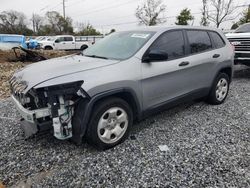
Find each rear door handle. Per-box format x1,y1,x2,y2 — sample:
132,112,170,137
179,61,190,67
213,54,220,58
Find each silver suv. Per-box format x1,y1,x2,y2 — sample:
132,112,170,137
10,26,234,149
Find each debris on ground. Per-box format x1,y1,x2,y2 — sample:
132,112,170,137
0,181,5,188
12,47,47,62
158,145,170,152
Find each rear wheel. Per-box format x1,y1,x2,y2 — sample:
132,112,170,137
206,73,230,105
44,46,53,50
80,45,88,50
86,97,133,150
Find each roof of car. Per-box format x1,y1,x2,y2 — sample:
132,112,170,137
56,35,74,37
126,25,221,32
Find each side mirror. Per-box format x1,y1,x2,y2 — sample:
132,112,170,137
142,50,168,63
55,39,60,43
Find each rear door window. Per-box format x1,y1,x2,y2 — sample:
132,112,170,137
149,30,185,60
187,30,212,54
64,37,73,41
209,31,225,48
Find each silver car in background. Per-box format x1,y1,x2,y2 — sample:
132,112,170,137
10,26,234,149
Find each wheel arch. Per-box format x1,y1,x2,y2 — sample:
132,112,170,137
72,88,142,145
219,66,233,82
80,44,88,50
89,88,142,121
44,45,53,50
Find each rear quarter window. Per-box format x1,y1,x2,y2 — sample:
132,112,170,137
209,31,225,48
187,30,212,54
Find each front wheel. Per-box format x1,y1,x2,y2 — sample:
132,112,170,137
86,98,133,150
206,73,230,105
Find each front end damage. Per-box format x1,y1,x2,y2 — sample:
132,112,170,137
10,77,86,140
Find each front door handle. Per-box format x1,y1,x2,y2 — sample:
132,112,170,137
213,54,220,58
179,61,190,67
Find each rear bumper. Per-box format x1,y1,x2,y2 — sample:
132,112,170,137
11,95,51,123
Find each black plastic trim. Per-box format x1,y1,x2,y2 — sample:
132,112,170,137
78,88,142,139
142,88,210,118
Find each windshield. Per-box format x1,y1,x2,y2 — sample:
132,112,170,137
235,23,250,33
47,37,56,41
83,31,155,60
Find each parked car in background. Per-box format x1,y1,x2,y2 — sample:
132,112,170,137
226,23,250,66
38,35,91,50
26,38,39,49
35,36,48,42
223,30,235,34
75,35,104,45
10,26,234,150
0,34,27,50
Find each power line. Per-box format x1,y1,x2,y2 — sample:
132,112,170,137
90,0,203,23
93,4,248,28
40,2,62,12
66,0,86,8
72,0,140,17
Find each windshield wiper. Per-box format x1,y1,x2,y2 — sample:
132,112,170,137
84,54,108,59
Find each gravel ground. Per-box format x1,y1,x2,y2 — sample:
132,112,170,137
0,66,250,187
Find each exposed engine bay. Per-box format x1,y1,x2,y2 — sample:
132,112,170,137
10,77,85,140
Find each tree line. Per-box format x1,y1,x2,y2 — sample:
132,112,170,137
0,0,249,36
135,0,250,28
0,10,102,36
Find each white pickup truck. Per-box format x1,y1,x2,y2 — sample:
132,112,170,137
38,35,91,50
226,23,250,66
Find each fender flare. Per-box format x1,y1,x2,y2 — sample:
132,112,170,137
71,88,142,145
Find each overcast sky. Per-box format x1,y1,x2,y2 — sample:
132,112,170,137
0,0,249,33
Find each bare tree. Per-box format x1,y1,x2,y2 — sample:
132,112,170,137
31,14,43,33
206,0,237,28
44,11,73,34
200,0,209,26
135,0,166,26
0,10,31,34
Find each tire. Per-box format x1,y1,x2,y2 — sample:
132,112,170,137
86,97,133,150
44,46,53,50
206,73,230,105
80,45,88,50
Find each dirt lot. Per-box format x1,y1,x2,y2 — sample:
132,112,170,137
0,62,249,187
0,50,76,99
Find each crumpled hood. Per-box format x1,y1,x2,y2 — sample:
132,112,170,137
13,55,119,91
226,33,250,38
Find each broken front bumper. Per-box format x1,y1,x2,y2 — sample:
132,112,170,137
11,95,52,138
11,95,51,123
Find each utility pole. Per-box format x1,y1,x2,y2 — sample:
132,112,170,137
248,4,250,23
63,0,66,19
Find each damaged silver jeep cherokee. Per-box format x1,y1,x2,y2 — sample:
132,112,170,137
10,26,234,149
